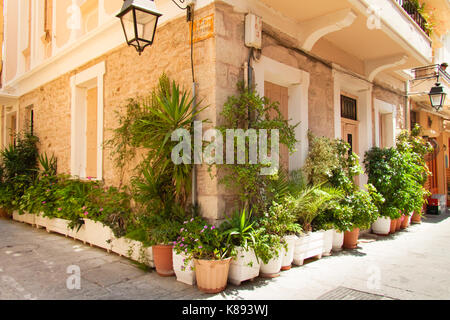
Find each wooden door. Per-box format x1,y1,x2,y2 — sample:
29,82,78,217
341,118,359,185
264,81,289,172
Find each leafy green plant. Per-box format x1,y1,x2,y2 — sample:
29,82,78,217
214,82,299,214
220,208,256,251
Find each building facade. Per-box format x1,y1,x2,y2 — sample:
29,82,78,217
1,0,449,222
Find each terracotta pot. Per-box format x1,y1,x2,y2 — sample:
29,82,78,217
0,208,10,219
152,245,175,277
389,219,397,234
411,211,422,224
401,215,410,229
194,258,231,294
395,217,402,231
343,228,360,249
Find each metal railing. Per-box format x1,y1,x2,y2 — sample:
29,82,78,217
395,0,430,36
412,64,450,83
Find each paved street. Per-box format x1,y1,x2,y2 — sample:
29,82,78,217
1,212,450,300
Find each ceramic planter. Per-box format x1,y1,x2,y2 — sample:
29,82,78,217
411,211,422,224
322,229,334,256
46,218,70,236
293,231,324,266
400,214,412,229
152,245,175,277
343,228,360,249
389,218,397,234
260,247,285,277
0,208,9,218
372,217,391,236
84,218,113,251
194,258,232,294
228,247,260,285
332,230,344,251
173,250,196,285
281,235,298,270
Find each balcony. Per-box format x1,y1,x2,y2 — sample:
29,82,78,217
410,64,450,110
395,0,431,36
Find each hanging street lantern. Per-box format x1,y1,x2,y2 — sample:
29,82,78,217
428,82,447,111
116,0,162,55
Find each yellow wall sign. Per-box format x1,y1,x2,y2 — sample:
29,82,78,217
190,14,214,43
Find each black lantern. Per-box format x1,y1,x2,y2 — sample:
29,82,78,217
428,82,447,111
117,0,162,54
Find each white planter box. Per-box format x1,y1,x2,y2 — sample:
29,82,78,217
281,235,298,269
332,230,344,251
293,231,324,266
84,219,113,251
372,217,391,235
260,247,285,276
67,223,87,243
13,211,35,225
228,247,260,286
35,213,50,229
111,237,139,257
173,250,196,285
46,218,70,236
322,229,334,256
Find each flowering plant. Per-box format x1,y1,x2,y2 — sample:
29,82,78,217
173,217,232,261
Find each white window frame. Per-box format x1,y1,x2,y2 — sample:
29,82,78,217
70,61,105,181
253,55,310,171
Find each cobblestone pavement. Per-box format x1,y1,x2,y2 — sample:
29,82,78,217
1,211,449,300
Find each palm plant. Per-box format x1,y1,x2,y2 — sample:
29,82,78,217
221,208,256,250
290,184,343,232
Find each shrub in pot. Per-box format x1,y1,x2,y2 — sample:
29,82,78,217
177,219,232,294
333,185,383,249
220,208,261,285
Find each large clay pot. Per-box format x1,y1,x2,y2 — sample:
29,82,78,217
395,218,402,231
389,218,397,234
401,214,411,229
152,245,175,277
194,258,231,294
372,217,391,236
343,228,360,249
0,208,10,219
411,211,422,224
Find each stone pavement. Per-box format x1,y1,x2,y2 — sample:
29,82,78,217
1,211,450,300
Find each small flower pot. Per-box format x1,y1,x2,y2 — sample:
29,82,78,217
152,245,175,277
395,218,402,231
343,228,360,249
173,250,196,285
260,248,285,277
400,214,411,229
332,230,344,251
411,211,422,224
194,258,232,294
389,218,397,234
228,247,260,285
372,217,391,236
281,235,298,270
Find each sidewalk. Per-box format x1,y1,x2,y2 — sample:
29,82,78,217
1,212,449,300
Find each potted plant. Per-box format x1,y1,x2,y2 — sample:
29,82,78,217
340,186,382,249
291,184,342,265
220,208,261,286
177,219,232,294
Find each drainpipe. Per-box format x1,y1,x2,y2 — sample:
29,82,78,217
405,80,410,131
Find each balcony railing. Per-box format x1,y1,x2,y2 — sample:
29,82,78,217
395,0,430,36
412,64,450,83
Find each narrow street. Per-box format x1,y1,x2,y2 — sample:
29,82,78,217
1,212,449,300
